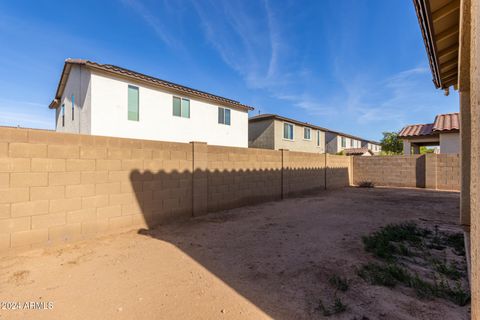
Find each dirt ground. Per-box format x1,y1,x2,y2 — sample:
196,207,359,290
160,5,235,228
0,187,469,320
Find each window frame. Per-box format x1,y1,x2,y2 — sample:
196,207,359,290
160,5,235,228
303,127,311,140
341,136,346,148
128,85,140,121
71,94,75,121
173,96,190,118
218,107,231,125
283,122,294,141
61,104,65,127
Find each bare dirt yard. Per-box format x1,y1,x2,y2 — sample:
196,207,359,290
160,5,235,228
0,187,469,320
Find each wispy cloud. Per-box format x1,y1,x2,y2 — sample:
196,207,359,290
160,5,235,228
191,0,289,90
0,99,53,129
120,0,179,48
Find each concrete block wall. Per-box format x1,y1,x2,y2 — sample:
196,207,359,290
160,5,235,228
353,154,460,191
435,154,461,191
286,151,326,195
206,146,283,212
0,127,194,253
0,127,353,253
326,154,352,188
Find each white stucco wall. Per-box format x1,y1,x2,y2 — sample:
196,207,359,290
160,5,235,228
55,65,91,134
367,142,382,153
337,135,361,151
88,71,248,147
440,132,460,154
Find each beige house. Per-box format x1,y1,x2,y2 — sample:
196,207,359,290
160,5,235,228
399,112,460,154
248,114,381,154
249,114,327,153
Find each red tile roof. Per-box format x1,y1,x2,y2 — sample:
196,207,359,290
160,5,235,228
433,113,460,132
343,147,373,156
398,123,435,137
399,113,459,137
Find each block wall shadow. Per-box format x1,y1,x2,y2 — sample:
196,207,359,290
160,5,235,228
416,155,426,188
130,166,349,319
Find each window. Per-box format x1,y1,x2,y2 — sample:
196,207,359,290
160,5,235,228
218,107,231,125
173,96,190,118
283,123,294,140
71,94,75,121
61,104,65,127
304,127,311,140
317,131,321,146
341,137,346,148
350,139,354,147
128,85,139,121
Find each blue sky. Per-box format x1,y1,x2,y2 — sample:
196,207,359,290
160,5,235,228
0,0,458,141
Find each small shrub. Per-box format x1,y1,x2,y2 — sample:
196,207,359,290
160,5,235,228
431,258,462,280
357,262,409,287
332,298,347,313
358,181,374,188
358,262,470,306
315,299,331,316
444,233,466,256
315,298,347,316
362,222,429,261
408,273,437,299
329,274,349,292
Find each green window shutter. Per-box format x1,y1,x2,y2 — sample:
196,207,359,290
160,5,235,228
224,109,230,125
128,85,139,121
173,97,181,116
218,107,224,124
181,99,190,118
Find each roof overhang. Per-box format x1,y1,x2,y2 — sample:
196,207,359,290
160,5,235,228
49,59,255,112
413,0,460,90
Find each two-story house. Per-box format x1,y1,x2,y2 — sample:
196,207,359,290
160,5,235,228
248,114,381,155
49,59,253,147
325,131,373,154
248,114,327,153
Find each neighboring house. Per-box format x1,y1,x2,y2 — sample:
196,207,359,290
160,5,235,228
49,59,254,147
399,112,460,154
248,114,327,153
248,114,381,155
325,132,381,155
364,141,382,154
343,148,374,156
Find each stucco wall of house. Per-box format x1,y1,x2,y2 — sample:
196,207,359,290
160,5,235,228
248,119,275,149
335,135,362,153
55,65,92,135
325,132,338,153
367,142,382,153
89,71,249,148
273,120,325,153
439,132,460,154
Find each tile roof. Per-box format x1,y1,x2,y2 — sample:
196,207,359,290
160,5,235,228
398,123,436,137
433,112,460,132
343,147,373,156
398,112,459,137
50,59,254,111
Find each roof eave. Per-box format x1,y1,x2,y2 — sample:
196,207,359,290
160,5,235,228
413,0,442,88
